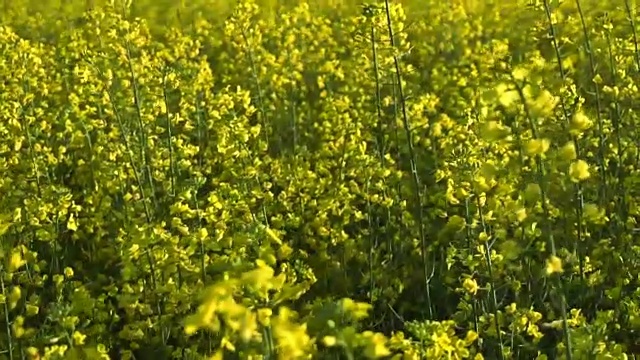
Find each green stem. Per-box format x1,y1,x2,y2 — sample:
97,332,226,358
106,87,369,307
383,0,433,320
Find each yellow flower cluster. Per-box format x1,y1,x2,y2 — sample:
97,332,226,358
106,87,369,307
0,0,639,359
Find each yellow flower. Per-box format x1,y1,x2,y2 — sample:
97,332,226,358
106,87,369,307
462,278,479,295
525,138,550,156
512,66,529,81
431,331,455,354
277,243,293,260
26,304,39,316
12,318,25,338
530,90,557,118
583,203,608,224
209,350,224,360
363,332,391,358
514,208,527,223
558,141,577,161
272,311,312,358
26,347,39,357
570,111,592,135
546,256,563,275
473,176,492,193
257,308,272,326
527,324,544,339
402,351,421,360
7,250,26,273
221,336,235,351
528,310,543,323
465,330,479,344
498,86,520,109
197,228,208,240
67,213,78,231
8,286,21,310
569,160,590,182
72,331,87,346
322,335,337,347
593,74,603,84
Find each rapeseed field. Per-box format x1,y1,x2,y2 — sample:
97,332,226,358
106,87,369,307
1,0,640,358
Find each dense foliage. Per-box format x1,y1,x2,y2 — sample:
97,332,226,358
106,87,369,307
1,0,640,358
